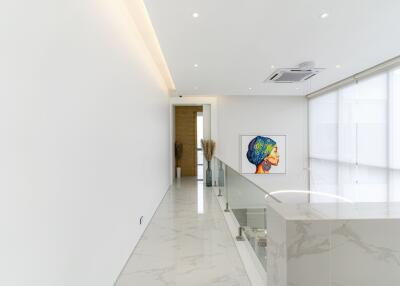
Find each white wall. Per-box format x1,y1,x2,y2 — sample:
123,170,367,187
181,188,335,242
203,104,212,140
0,1,170,285
217,96,308,194
170,105,176,181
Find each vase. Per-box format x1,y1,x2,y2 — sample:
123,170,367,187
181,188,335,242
206,161,212,187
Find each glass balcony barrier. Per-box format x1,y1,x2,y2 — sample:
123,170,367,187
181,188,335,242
211,156,400,286
211,157,280,275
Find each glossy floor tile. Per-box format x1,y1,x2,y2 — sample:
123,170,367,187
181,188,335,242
115,177,251,286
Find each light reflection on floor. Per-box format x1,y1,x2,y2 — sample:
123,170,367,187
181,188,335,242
197,180,204,214
115,177,251,286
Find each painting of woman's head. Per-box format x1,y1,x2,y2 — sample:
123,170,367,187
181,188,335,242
241,135,286,174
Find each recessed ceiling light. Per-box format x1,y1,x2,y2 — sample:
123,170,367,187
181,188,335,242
271,65,275,69
295,87,300,90
336,64,341,68
248,87,252,90
192,12,199,18
320,12,329,19
194,64,199,68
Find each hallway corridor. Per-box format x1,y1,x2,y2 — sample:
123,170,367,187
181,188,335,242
115,178,251,286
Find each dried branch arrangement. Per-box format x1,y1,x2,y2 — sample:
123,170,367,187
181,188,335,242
201,139,216,162
175,141,183,167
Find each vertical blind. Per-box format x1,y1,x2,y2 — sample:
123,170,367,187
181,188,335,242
309,65,400,202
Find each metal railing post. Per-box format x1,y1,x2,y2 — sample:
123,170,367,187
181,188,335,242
224,202,230,212
224,164,229,212
236,226,245,241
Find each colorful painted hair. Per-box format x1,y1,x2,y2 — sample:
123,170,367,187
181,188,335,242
246,136,277,166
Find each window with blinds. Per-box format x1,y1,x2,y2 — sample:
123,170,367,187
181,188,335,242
309,66,400,202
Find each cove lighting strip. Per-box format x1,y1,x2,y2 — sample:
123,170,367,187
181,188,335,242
125,0,176,92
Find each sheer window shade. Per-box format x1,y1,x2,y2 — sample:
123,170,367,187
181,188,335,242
389,69,400,169
310,66,400,169
309,91,337,160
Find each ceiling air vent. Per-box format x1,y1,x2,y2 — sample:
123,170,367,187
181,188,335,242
266,61,324,83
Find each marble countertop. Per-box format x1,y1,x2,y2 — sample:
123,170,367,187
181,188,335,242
266,202,400,221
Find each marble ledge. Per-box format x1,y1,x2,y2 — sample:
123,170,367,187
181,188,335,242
266,202,400,286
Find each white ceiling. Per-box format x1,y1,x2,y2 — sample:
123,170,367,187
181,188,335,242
144,0,400,96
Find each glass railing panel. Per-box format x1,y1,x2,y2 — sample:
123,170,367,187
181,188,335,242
214,156,400,283
223,163,271,272
212,157,217,186
213,157,227,197
226,165,271,209
231,208,267,271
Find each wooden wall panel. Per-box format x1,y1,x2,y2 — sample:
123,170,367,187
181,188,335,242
175,106,203,177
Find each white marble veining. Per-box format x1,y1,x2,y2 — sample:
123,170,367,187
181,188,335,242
266,207,287,286
330,220,400,285
267,202,400,286
115,178,251,286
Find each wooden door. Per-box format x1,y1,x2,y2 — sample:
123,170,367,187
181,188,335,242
175,106,203,176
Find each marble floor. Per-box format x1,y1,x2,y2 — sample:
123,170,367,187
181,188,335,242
115,177,251,286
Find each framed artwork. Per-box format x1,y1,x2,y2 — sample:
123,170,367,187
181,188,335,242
240,135,286,174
